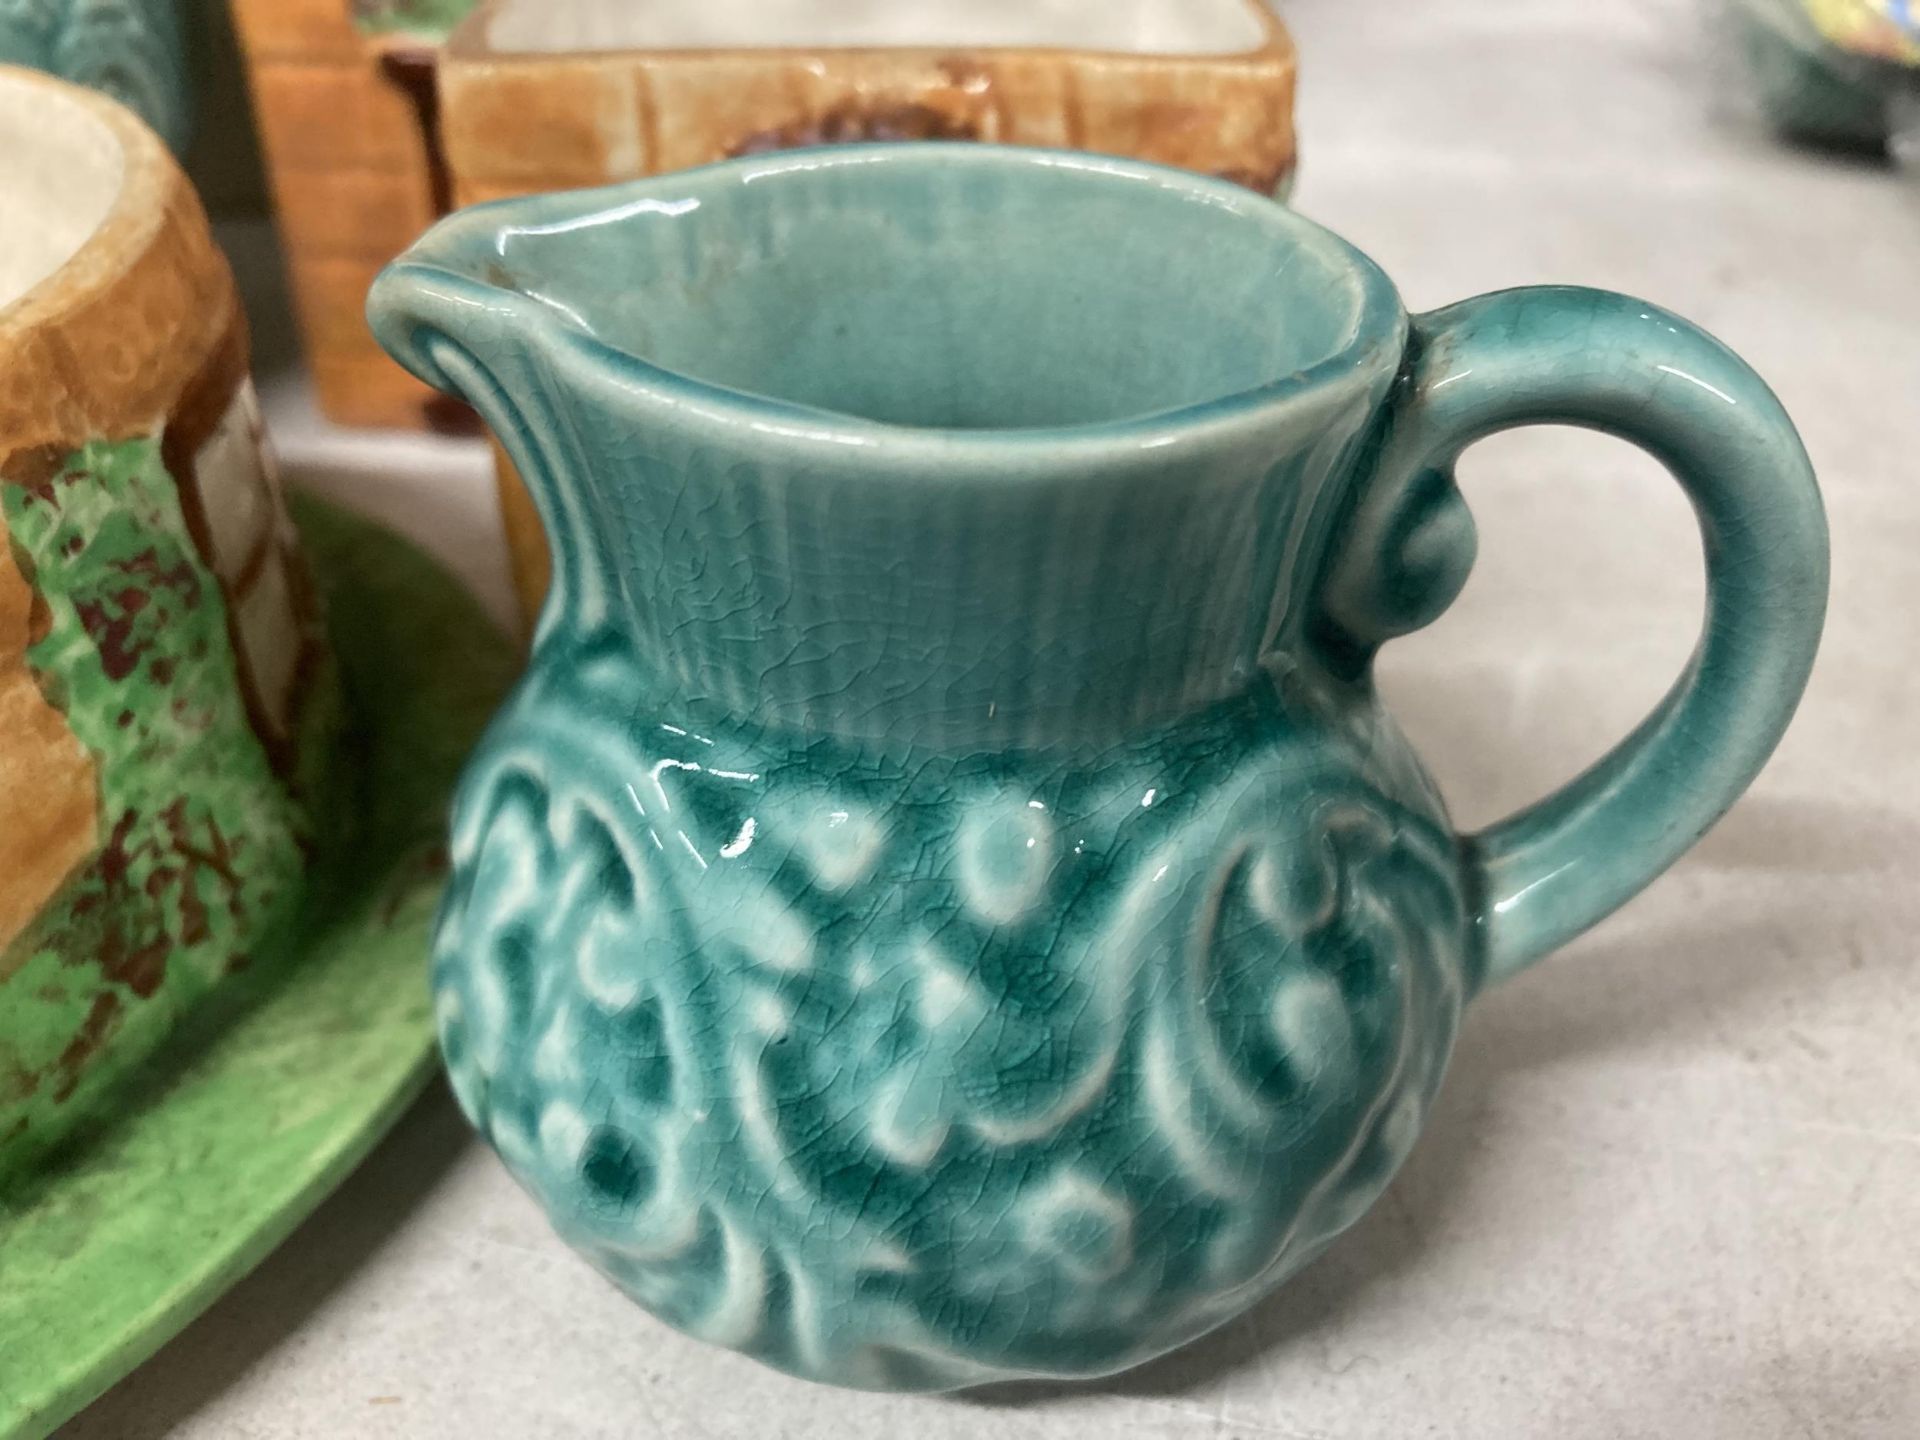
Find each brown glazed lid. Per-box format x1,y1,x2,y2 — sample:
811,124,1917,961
0,65,238,466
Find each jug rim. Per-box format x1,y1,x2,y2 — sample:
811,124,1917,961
373,143,1409,464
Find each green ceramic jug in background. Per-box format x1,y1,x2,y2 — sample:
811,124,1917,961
0,0,191,153
368,145,1828,1391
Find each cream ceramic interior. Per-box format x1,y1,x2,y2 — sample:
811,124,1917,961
486,0,1270,55
0,80,125,313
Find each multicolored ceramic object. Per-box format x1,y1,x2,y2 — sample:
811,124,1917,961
1732,0,1920,148
228,0,483,431
369,145,1830,1391
1811,0,1920,59
434,0,1298,623
0,0,191,153
0,66,332,1183
0,496,519,1440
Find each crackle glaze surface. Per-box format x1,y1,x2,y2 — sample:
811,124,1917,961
433,646,1470,1389
371,146,1827,1390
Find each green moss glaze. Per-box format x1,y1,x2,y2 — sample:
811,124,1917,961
350,0,480,41
0,439,331,1180
0,497,519,1440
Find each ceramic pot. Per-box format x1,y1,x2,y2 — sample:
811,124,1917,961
0,0,191,153
0,66,333,1181
434,0,1298,625
228,0,483,431
369,146,1828,1391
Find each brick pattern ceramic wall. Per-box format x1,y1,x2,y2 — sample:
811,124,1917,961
440,26,1299,210
228,0,463,430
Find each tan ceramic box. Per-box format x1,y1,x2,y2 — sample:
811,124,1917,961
229,0,479,432
444,0,1298,202
438,0,1300,621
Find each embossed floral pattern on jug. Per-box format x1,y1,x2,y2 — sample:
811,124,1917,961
370,146,1828,1391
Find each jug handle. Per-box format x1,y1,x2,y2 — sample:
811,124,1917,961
1323,286,1828,990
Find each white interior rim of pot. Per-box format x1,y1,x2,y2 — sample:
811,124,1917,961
0,72,127,315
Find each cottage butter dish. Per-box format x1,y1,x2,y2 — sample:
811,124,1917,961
0,68,519,1439
369,145,1828,1391
1,66,331,1181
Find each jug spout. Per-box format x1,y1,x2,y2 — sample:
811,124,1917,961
368,242,616,641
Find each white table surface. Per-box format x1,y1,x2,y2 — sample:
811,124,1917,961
64,1,1920,1435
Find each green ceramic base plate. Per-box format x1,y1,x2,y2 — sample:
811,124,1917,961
0,497,514,1440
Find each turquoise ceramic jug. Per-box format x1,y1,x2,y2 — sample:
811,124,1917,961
369,146,1828,1392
